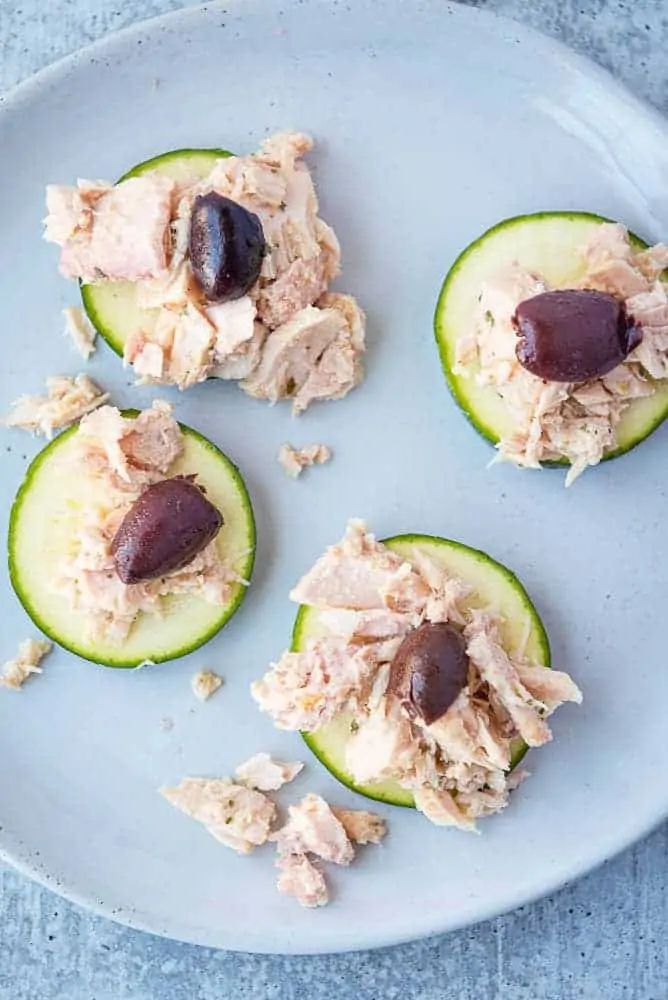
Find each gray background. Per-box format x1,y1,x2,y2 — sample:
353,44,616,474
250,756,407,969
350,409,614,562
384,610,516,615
1,1,667,997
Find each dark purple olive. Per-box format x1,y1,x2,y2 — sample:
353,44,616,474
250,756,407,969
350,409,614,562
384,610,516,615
111,477,223,585
388,622,469,726
513,289,642,383
188,192,265,303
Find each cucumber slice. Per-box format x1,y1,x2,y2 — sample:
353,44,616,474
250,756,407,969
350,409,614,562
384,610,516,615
80,147,232,357
8,412,255,668
291,534,550,808
434,211,668,463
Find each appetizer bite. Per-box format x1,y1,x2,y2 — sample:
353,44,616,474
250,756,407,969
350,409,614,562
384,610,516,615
252,520,581,831
44,133,365,411
9,402,254,666
434,212,668,484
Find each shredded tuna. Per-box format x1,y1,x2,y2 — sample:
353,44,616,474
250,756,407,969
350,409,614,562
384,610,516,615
241,301,364,414
253,520,582,832
3,375,109,438
63,306,97,359
272,793,354,865
413,786,477,832
289,518,427,613
251,637,380,731
1,639,52,690
276,852,329,908
191,670,223,701
52,402,243,642
278,442,331,478
271,792,385,908
235,752,304,791
45,176,174,282
454,224,668,485
160,777,275,854
331,808,387,845
47,134,365,407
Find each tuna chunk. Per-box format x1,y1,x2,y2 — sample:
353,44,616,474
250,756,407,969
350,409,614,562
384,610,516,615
63,306,97,359
251,637,378,731
291,295,366,413
413,787,476,833
276,853,329,908
207,295,257,358
277,442,331,478
45,176,174,282
259,131,314,171
165,303,216,389
241,305,346,405
160,777,276,854
211,321,267,380
191,669,223,701
331,808,387,845
135,261,198,310
409,549,473,624
345,699,418,785
627,282,668,379
121,400,183,473
1,638,52,690
257,253,331,329
78,400,182,486
635,243,668,281
427,690,511,771
514,661,583,711
272,793,354,865
3,374,109,438
290,519,427,613
464,611,581,747
317,607,413,642
234,752,304,791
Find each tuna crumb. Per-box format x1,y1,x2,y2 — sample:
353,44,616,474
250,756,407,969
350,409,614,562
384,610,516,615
62,306,97,359
1,638,52,690
276,853,329,908
160,777,276,854
2,374,109,438
278,443,331,478
235,752,304,791
331,808,387,845
191,670,223,701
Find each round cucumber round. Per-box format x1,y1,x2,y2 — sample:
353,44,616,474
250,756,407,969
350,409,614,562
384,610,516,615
81,147,232,357
434,211,668,464
8,412,255,668
291,534,550,809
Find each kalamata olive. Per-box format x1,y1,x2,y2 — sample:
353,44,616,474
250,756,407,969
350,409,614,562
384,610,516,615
388,622,469,726
189,192,266,303
513,289,642,383
112,476,223,585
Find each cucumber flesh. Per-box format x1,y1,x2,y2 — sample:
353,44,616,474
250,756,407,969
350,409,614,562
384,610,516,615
8,414,255,667
434,211,668,462
81,148,232,357
292,534,550,808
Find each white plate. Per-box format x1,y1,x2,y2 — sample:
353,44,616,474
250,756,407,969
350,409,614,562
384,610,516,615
1,0,667,955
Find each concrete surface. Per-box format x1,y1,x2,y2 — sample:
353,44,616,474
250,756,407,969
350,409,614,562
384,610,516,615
1,1,667,997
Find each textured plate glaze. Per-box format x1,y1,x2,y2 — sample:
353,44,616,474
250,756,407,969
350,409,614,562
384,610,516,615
0,0,667,955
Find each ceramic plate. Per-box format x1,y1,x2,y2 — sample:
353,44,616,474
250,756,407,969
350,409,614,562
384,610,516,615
1,0,667,954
